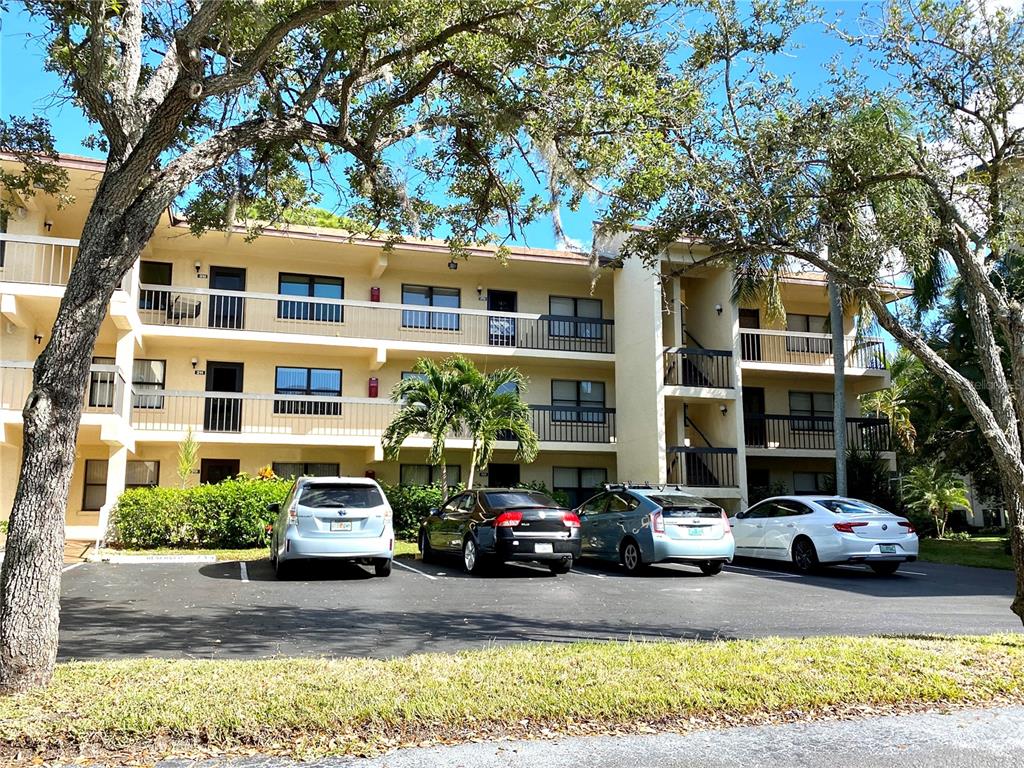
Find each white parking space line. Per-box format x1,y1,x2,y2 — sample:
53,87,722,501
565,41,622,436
239,562,249,582
571,567,607,579
392,559,439,580
833,564,927,577
62,562,84,574
725,564,802,578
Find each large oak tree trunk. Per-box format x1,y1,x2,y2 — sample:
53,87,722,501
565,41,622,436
1003,480,1024,624
0,195,153,692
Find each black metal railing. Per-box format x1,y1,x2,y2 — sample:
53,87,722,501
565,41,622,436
744,414,892,451
526,405,616,443
663,347,734,388
514,315,615,354
666,447,739,488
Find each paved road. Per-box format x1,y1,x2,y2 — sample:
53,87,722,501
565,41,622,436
59,555,1020,659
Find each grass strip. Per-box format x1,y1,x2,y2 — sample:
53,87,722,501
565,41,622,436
97,539,420,562
918,537,1013,570
2,635,1023,759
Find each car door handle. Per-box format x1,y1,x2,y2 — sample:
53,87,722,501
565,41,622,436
786,524,795,528
754,524,763,528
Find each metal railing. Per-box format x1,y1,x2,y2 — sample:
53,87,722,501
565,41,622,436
528,405,615,443
744,414,892,451
663,347,734,388
739,330,887,369
667,446,739,488
1,361,128,416
0,233,80,286
138,284,614,353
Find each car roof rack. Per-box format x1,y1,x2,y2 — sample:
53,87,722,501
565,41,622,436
605,482,689,493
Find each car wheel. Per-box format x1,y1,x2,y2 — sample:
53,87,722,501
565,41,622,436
699,560,724,576
869,561,901,576
548,558,572,575
463,536,488,575
791,537,819,574
620,539,646,575
374,559,392,578
274,554,291,580
419,529,435,563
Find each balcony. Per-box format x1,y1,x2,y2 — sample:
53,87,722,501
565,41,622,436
744,414,892,452
138,285,614,355
130,390,616,445
0,233,79,287
666,446,739,488
739,330,887,371
663,347,733,389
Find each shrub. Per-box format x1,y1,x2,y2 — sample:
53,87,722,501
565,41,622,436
944,530,973,542
0,518,7,536
110,477,292,549
379,483,454,539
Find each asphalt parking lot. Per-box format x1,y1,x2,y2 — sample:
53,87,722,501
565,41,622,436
58,555,1021,660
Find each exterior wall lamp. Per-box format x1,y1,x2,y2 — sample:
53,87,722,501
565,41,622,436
191,357,199,370
714,303,723,316
194,260,202,274
719,404,728,416
447,258,458,271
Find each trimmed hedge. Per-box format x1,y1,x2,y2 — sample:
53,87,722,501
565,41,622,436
110,478,291,549
379,482,450,539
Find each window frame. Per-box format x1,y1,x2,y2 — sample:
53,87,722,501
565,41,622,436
271,462,340,478
399,463,462,487
82,459,108,511
551,379,606,423
126,460,160,489
553,466,608,508
277,272,344,323
548,295,604,339
131,359,166,410
793,471,833,495
400,284,461,331
785,313,831,354
789,390,834,432
138,261,173,311
273,366,343,416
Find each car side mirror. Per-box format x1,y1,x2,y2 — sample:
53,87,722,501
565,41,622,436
429,507,442,517
267,502,280,513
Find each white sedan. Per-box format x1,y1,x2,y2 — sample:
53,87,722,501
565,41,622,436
729,495,919,575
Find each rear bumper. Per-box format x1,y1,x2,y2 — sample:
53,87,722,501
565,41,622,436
818,534,919,564
652,536,735,563
280,531,393,561
494,537,580,562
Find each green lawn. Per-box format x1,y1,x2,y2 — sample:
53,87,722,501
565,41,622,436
2,635,1023,760
918,537,1013,570
97,539,419,562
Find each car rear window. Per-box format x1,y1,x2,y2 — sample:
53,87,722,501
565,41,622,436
299,484,384,509
817,498,891,515
483,491,557,508
649,495,721,517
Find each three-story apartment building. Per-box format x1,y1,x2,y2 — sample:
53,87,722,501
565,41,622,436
0,155,903,541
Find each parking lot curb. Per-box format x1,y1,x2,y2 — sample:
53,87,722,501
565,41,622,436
90,553,217,564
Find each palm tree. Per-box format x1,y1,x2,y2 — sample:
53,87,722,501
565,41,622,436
860,348,920,454
448,356,539,488
381,358,464,489
903,463,970,539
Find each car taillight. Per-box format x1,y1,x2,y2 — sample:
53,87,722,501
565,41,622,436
652,510,665,534
287,502,298,524
834,521,869,533
562,512,581,528
495,511,523,527
721,510,732,536
899,520,916,533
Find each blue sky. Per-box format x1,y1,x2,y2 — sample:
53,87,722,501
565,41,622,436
0,2,883,250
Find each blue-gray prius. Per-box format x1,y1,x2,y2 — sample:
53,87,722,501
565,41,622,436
575,485,735,575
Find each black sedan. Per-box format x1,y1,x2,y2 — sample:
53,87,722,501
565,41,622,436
418,488,581,575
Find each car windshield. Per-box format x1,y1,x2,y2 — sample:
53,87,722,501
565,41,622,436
483,491,557,508
299,484,384,509
817,498,892,515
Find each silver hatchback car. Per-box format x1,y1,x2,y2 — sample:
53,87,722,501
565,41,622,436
268,476,394,578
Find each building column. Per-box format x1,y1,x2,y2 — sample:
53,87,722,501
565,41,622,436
96,444,128,548
113,330,135,421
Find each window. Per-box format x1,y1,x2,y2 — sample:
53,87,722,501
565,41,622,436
131,359,166,409
401,371,427,381
138,261,173,310
401,284,460,330
785,313,831,354
278,273,344,322
552,380,605,422
818,498,893,515
553,466,608,508
298,483,384,509
126,460,159,488
82,460,108,511
0,208,7,267
483,491,557,508
274,367,342,415
793,471,834,495
549,296,603,338
88,356,115,408
607,492,640,513
579,493,608,516
272,462,340,478
768,499,812,517
789,391,833,431
400,464,462,487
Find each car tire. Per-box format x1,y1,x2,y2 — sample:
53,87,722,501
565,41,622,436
620,538,646,575
463,536,488,575
419,529,435,563
374,559,392,578
869,561,901,576
548,558,572,575
699,560,724,576
274,555,291,580
791,537,819,574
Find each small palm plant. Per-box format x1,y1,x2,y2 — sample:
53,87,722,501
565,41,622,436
903,463,970,539
176,428,200,488
860,349,919,453
382,358,465,489
448,356,539,488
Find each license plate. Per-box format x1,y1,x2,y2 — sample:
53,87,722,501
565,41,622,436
688,527,704,536
879,544,897,554
330,520,352,532
535,542,553,553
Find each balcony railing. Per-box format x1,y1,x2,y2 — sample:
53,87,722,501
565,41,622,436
0,233,80,286
663,347,733,389
667,446,739,488
138,285,614,353
528,405,615,443
739,330,887,370
1,361,128,416
744,414,892,451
